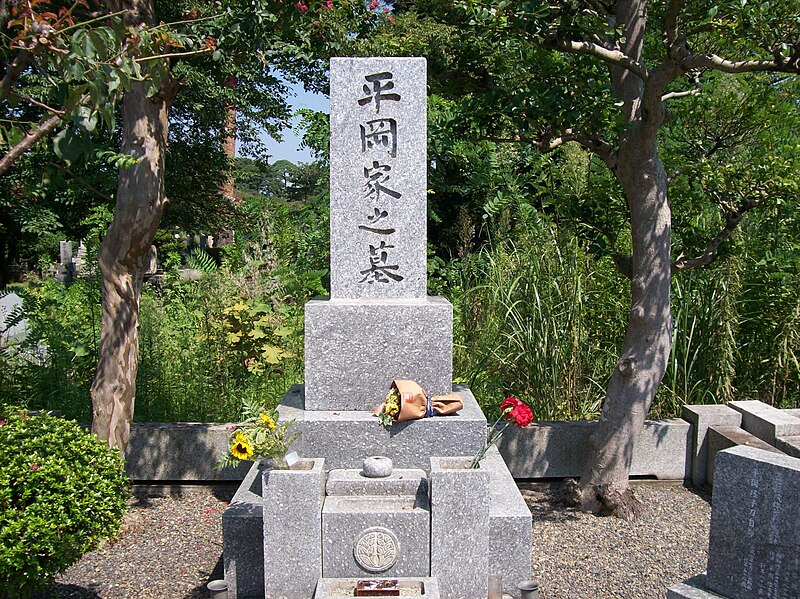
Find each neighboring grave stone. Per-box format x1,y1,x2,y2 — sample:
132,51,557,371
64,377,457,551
0,292,27,345
706,445,800,599
729,399,800,445
304,57,453,410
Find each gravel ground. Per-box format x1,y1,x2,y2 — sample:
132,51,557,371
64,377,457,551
36,481,710,599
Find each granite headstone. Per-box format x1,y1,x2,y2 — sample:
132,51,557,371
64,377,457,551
706,445,800,599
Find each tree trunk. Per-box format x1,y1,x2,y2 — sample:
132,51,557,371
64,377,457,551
567,128,673,518
565,0,674,518
90,78,170,451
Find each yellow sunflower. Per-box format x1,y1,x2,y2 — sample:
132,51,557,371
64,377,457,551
259,412,277,430
230,431,254,460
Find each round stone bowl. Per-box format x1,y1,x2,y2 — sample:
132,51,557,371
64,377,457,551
362,456,393,478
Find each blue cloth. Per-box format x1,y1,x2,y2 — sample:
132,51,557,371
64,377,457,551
425,394,435,418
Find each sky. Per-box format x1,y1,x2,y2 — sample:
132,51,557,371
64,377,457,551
257,81,329,164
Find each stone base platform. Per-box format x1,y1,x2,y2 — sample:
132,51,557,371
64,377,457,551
278,384,486,470
304,297,453,410
667,574,728,598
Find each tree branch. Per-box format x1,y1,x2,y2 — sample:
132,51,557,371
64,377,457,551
1,50,31,103
673,192,767,271
663,0,686,55
683,53,800,74
544,36,649,80
0,113,62,177
661,88,700,101
46,162,114,202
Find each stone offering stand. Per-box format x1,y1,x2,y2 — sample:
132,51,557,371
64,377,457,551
222,58,531,599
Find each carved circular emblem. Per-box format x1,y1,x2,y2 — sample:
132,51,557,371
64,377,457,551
354,527,398,572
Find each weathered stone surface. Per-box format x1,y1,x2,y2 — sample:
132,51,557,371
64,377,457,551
706,446,800,599
125,422,250,481
667,574,727,598
314,578,440,599
329,57,427,299
362,456,393,478
496,418,690,480
304,297,453,410
775,435,800,458
482,446,532,597
326,468,427,498
706,425,783,484
729,399,800,445
223,461,267,599
263,458,325,599
430,457,489,599
0,292,27,345
683,404,743,488
279,384,485,470
322,495,430,579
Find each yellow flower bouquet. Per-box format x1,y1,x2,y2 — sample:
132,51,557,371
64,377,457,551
217,398,298,470
373,379,463,427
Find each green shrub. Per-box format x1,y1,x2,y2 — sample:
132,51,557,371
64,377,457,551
0,407,128,599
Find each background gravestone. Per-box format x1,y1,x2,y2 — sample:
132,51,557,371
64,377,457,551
304,57,452,410
706,445,800,599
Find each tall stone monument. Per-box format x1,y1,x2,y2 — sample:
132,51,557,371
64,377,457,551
305,57,452,410
223,58,532,599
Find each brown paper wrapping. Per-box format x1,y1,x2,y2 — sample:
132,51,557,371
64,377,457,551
372,379,463,423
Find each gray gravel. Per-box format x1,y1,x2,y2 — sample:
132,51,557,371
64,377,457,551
38,482,710,599
524,482,711,599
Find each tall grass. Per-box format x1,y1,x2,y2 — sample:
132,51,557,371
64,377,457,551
448,218,626,420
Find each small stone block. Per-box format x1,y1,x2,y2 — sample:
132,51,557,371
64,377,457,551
667,574,727,598
304,297,453,410
263,458,325,599
775,435,800,458
326,468,428,497
314,578,440,599
363,456,393,478
706,446,800,599
329,57,428,300
430,457,489,599
223,462,268,599
706,425,783,484
322,495,430,578
482,447,532,597
682,404,743,488
278,385,486,470
729,399,800,445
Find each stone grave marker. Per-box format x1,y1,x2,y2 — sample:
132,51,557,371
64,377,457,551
706,445,800,599
304,57,452,410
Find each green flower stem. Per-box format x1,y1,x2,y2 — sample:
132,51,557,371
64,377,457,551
469,409,512,469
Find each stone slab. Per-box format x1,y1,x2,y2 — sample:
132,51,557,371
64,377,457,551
482,447,532,597
775,435,800,458
706,425,783,484
729,399,800,445
329,57,427,299
0,292,27,345
496,418,691,480
223,461,268,599
263,458,326,599
304,297,453,410
430,457,489,599
314,577,440,599
125,422,251,481
667,574,727,598
322,495,430,579
326,468,428,498
706,446,800,599
278,384,486,470
683,404,743,488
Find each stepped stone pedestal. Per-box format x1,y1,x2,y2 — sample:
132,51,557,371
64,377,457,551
222,56,532,599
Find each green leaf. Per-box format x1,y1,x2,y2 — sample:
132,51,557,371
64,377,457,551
53,129,84,163
261,345,284,364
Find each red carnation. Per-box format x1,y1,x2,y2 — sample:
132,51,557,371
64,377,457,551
500,396,533,428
